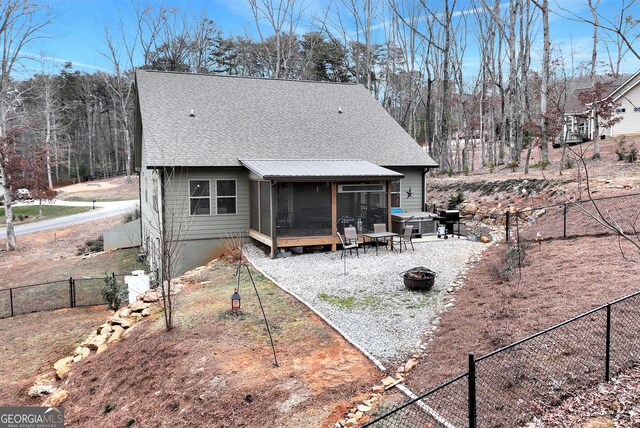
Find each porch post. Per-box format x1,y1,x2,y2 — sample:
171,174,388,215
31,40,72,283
331,182,337,251
386,180,392,229
270,181,278,258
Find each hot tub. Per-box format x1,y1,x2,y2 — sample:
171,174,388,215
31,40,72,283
391,211,437,237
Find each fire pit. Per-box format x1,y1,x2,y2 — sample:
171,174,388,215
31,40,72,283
401,267,437,291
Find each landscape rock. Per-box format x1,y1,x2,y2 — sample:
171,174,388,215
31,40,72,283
129,301,151,312
118,308,132,318
404,358,418,373
96,344,108,355
108,325,125,344
109,317,131,328
344,418,358,427
141,308,151,317
46,390,68,407
143,291,161,303
82,333,108,350
357,404,371,412
372,385,384,394
480,236,491,243
97,323,113,335
28,384,53,397
53,356,74,380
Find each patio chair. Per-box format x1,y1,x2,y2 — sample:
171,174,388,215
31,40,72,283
337,230,359,259
394,225,415,253
344,226,361,247
373,223,390,250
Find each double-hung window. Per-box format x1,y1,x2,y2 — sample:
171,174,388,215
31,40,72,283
189,180,211,215
216,179,237,214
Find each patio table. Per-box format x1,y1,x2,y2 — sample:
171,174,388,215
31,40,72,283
363,232,399,255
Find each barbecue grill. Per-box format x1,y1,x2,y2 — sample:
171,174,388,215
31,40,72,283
438,210,460,238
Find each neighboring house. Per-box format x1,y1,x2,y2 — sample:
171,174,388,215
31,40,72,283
562,71,640,144
134,70,438,273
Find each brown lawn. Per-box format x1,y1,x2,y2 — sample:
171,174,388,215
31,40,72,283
61,261,380,427
0,306,112,406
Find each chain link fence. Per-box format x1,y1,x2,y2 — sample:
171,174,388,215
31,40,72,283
364,290,640,428
510,193,640,242
0,273,130,319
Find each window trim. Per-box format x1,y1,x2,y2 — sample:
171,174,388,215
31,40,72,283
189,179,211,216
215,178,238,215
391,179,401,208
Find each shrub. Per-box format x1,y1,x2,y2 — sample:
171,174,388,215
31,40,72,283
447,190,465,209
122,205,141,223
539,159,549,170
507,160,519,172
563,154,574,169
101,273,127,310
488,161,495,173
447,165,454,177
221,231,246,263
615,140,627,161
86,236,104,252
627,145,637,163
104,401,117,414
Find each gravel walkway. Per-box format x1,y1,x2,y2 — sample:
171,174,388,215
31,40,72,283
245,238,487,367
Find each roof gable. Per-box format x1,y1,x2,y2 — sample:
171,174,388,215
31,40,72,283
135,70,437,169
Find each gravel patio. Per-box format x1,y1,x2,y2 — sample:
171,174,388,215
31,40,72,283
245,238,487,368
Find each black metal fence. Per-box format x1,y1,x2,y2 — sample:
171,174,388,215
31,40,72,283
0,273,128,319
364,290,640,427
507,193,640,243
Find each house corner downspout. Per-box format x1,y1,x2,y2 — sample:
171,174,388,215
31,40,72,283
422,168,429,212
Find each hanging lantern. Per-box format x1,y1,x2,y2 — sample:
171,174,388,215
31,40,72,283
230,288,241,313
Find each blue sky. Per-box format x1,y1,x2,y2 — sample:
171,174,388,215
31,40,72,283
20,0,640,78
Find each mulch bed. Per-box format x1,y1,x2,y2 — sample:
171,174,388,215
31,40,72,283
395,234,640,426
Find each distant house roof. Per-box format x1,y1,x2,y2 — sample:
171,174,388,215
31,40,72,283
564,73,632,115
135,70,438,169
240,159,404,180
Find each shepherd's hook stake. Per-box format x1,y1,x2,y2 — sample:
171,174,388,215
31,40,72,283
244,262,279,367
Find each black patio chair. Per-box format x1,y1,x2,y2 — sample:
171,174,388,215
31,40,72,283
393,225,415,253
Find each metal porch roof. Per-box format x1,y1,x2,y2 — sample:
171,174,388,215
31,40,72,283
239,159,405,180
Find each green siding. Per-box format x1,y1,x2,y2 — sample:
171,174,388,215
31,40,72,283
390,167,425,212
162,167,250,241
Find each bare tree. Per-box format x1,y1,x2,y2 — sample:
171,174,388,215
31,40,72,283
249,0,306,79
101,24,137,183
532,0,551,164
0,0,52,251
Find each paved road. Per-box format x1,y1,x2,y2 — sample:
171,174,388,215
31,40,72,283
0,200,139,237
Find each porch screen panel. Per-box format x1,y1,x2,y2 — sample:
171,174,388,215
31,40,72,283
250,181,259,231
276,182,331,237
337,182,388,233
259,181,271,237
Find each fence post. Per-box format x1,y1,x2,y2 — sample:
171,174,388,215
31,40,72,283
505,210,510,242
605,303,611,382
9,288,14,317
563,204,568,239
69,277,77,308
468,352,477,428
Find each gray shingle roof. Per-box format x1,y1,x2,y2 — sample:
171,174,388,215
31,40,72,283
135,70,438,168
240,159,404,180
